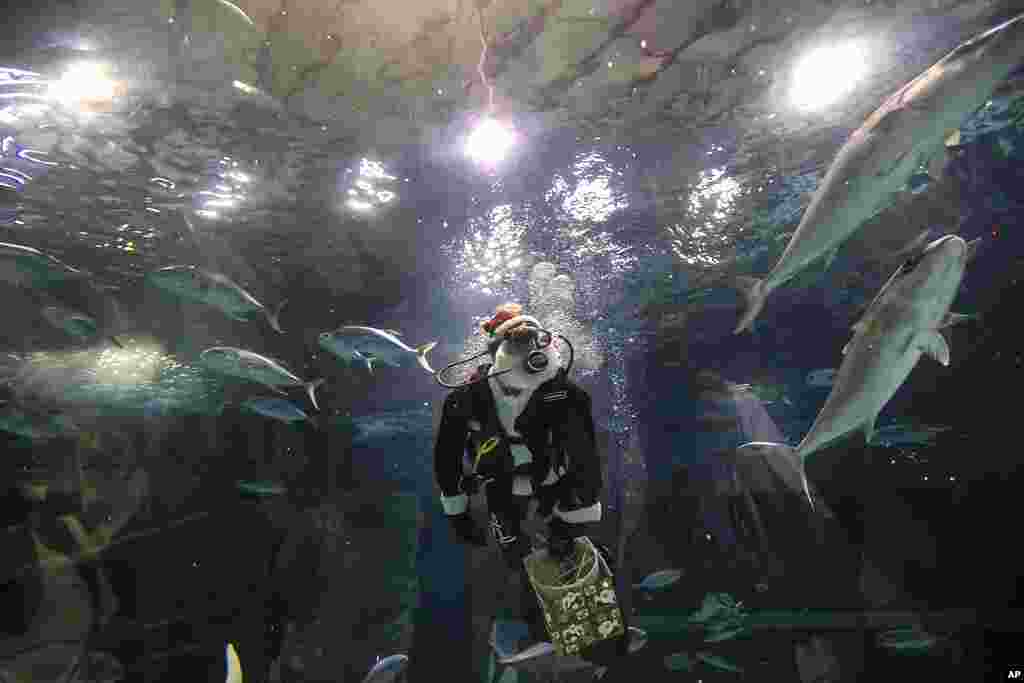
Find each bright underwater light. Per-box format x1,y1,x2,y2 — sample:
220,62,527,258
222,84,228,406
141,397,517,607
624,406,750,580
790,42,867,111
465,117,516,165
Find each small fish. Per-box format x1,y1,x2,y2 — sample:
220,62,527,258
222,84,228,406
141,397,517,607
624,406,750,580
40,303,100,340
147,265,286,333
225,642,242,683
200,347,324,410
236,480,287,497
361,653,408,683
696,651,744,673
0,401,79,440
664,651,694,672
0,241,87,288
319,325,436,375
871,422,952,447
805,368,838,388
877,626,941,653
240,397,317,427
704,623,749,642
633,568,684,593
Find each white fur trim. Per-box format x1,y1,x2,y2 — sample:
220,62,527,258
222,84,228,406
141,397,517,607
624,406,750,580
440,493,469,515
511,466,563,496
553,501,602,524
511,443,532,467
512,475,533,496
492,315,541,339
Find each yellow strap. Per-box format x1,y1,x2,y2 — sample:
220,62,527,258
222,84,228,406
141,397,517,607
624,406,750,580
473,436,501,470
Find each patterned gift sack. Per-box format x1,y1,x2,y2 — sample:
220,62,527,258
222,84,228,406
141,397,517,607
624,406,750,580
523,536,625,657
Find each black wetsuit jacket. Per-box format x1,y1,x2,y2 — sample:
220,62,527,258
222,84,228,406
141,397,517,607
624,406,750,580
433,365,603,525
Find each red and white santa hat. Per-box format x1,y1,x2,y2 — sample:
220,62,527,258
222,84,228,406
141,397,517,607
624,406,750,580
480,302,541,340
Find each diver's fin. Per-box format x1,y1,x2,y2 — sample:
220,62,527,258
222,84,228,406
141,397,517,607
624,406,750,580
304,378,325,412
267,299,287,334
416,341,438,375
912,329,950,366
731,276,767,334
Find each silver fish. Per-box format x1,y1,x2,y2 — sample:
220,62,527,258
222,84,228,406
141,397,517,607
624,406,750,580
240,397,317,427
200,347,324,410
147,265,286,333
319,325,436,375
732,13,1024,333
0,241,86,287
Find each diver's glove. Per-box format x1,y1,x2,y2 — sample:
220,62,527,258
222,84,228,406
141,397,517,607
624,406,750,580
546,517,577,561
448,512,488,547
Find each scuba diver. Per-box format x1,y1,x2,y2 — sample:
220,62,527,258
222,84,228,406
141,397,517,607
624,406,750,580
433,303,633,665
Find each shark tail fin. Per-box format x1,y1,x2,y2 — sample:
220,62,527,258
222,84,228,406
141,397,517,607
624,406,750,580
267,299,287,334
731,276,767,334
416,341,438,375
304,378,326,411
737,441,815,512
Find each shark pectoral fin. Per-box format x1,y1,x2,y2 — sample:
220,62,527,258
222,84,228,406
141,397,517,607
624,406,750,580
939,312,973,328
913,329,950,366
863,415,879,445
841,340,852,356
966,237,982,263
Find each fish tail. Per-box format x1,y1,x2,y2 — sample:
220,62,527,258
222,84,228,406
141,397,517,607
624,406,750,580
305,378,326,411
267,299,287,334
416,341,438,375
737,441,814,511
731,276,767,334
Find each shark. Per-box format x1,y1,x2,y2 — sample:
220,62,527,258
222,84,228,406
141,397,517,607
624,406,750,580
732,12,1024,334
740,234,979,509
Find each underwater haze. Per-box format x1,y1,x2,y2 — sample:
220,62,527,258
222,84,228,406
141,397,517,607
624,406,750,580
0,0,1022,681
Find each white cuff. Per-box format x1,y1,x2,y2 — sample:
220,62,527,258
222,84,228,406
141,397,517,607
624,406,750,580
553,501,602,524
440,493,468,516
